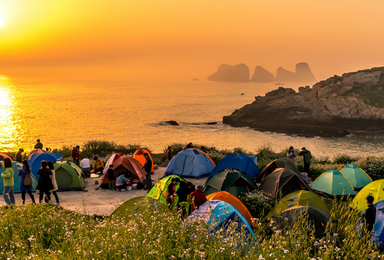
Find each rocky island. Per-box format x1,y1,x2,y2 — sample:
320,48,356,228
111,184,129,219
223,67,384,137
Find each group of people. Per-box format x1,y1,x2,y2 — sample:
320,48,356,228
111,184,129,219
287,146,312,174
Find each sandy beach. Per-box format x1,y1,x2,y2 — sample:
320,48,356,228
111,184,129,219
0,167,208,216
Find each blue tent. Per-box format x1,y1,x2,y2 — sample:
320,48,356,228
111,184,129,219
187,200,256,247
0,162,38,194
359,200,384,248
165,148,215,178
29,153,63,176
209,153,260,178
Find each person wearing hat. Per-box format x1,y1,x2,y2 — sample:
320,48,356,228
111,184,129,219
34,139,43,150
299,147,312,174
362,195,376,235
190,184,207,212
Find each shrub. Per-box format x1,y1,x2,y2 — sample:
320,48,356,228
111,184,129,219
240,191,274,219
333,153,358,165
355,156,384,180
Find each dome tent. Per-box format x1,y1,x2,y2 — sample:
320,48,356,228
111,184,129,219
340,164,372,189
147,175,186,206
210,153,260,179
311,170,355,197
350,179,384,212
54,161,85,191
257,157,300,182
111,196,168,219
133,148,154,173
29,153,63,176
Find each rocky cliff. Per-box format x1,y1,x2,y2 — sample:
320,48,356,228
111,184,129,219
275,62,316,82
207,64,250,82
223,67,384,137
251,66,274,82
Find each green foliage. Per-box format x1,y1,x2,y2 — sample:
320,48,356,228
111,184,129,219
256,145,286,169
355,155,384,180
333,153,358,165
240,191,274,219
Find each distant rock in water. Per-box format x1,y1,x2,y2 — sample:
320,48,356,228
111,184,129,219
223,67,384,137
275,67,296,82
251,66,274,82
165,120,179,126
207,64,250,82
275,62,316,82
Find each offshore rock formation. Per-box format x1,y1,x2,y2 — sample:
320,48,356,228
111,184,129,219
207,64,250,82
275,62,316,82
223,67,384,137
251,66,274,82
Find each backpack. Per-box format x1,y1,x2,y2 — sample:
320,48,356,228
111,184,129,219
24,172,32,186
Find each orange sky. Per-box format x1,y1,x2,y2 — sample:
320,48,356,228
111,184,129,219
1,0,384,81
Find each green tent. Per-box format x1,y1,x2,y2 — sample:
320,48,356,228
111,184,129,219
257,157,300,182
204,169,257,198
110,196,168,219
146,175,186,205
339,164,372,189
311,170,355,197
54,161,85,191
259,168,311,200
268,190,329,217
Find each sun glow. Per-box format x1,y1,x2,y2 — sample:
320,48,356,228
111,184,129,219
0,17,4,28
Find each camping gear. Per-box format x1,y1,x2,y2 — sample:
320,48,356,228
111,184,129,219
207,191,254,227
0,161,38,194
27,149,46,160
204,169,257,198
29,153,63,176
147,175,186,205
165,148,215,178
259,168,311,200
110,196,168,218
0,152,12,161
102,153,122,175
268,190,329,217
340,164,372,189
272,206,330,238
257,157,300,182
133,148,154,173
53,161,85,191
350,179,384,212
187,200,256,246
311,170,355,197
209,153,260,179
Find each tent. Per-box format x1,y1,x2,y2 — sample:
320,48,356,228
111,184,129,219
268,190,329,217
209,153,260,179
204,169,257,198
257,157,300,182
102,153,122,175
110,196,168,219
29,153,63,176
0,152,12,161
259,168,311,200
311,170,355,197
54,161,85,191
147,175,186,205
340,164,372,189
133,148,154,173
350,179,384,212
27,149,46,160
207,191,254,227
272,206,330,238
165,148,215,178
0,161,38,194
187,200,256,246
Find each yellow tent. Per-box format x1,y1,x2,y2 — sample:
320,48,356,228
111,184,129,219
350,179,384,212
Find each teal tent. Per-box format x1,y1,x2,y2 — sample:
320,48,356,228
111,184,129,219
339,164,372,189
311,170,355,196
0,162,38,194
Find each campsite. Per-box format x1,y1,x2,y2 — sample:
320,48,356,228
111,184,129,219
1,141,384,259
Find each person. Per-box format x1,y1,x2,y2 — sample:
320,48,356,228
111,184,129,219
116,173,130,191
167,146,173,161
287,146,296,165
35,161,54,204
299,147,312,174
18,160,36,204
142,153,153,190
362,195,376,235
107,165,115,190
71,145,80,166
163,177,180,207
47,161,60,206
80,157,91,178
186,142,193,148
190,184,207,212
186,181,195,194
1,158,15,205
15,148,24,163
200,146,206,153
92,156,104,175
34,139,43,149
176,181,190,217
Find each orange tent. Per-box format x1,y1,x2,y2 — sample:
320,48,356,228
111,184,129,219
206,191,254,227
0,152,12,161
133,148,154,173
27,149,46,160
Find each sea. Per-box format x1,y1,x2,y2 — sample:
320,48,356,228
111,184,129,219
1,75,384,158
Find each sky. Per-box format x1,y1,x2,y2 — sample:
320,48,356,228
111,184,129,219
1,0,384,81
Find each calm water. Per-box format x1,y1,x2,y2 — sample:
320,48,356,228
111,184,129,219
1,75,384,158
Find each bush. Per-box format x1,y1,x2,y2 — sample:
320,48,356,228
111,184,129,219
333,153,358,165
240,191,274,219
256,145,285,169
355,156,384,180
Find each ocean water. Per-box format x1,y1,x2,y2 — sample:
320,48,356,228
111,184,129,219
1,75,384,158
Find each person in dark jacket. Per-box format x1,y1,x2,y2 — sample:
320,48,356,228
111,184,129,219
34,139,43,149
18,160,35,204
186,181,195,194
142,153,152,190
107,165,115,190
15,148,24,163
36,161,54,203
299,147,312,174
362,195,376,235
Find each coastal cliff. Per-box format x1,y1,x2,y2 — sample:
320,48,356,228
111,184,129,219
223,67,384,137
207,64,250,82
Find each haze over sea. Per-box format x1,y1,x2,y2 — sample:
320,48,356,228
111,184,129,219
1,75,384,158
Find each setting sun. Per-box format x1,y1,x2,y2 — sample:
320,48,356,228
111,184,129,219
0,18,4,27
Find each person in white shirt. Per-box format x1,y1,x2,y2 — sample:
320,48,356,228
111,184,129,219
80,157,91,178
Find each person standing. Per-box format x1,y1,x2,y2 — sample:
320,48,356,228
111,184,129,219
287,146,296,165
186,142,193,149
1,158,15,205
142,153,153,190
36,161,54,203
163,178,180,207
190,184,207,212
15,148,24,163
80,157,91,178
107,165,115,190
71,146,80,166
167,146,173,161
362,195,376,235
92,156,104,175
47,161,60,206
18,160,36,204
34,139,43,150
299,147,312,174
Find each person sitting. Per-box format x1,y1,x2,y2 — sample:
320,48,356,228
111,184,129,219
116,173,130,191
186,142,193,149
34,139,43,149
92,156,104,175
190,184,207,212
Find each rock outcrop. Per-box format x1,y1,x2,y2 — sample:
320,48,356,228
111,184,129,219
275,62,316,82
207,64,250,82
251,66,274,82
223,67,384,137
